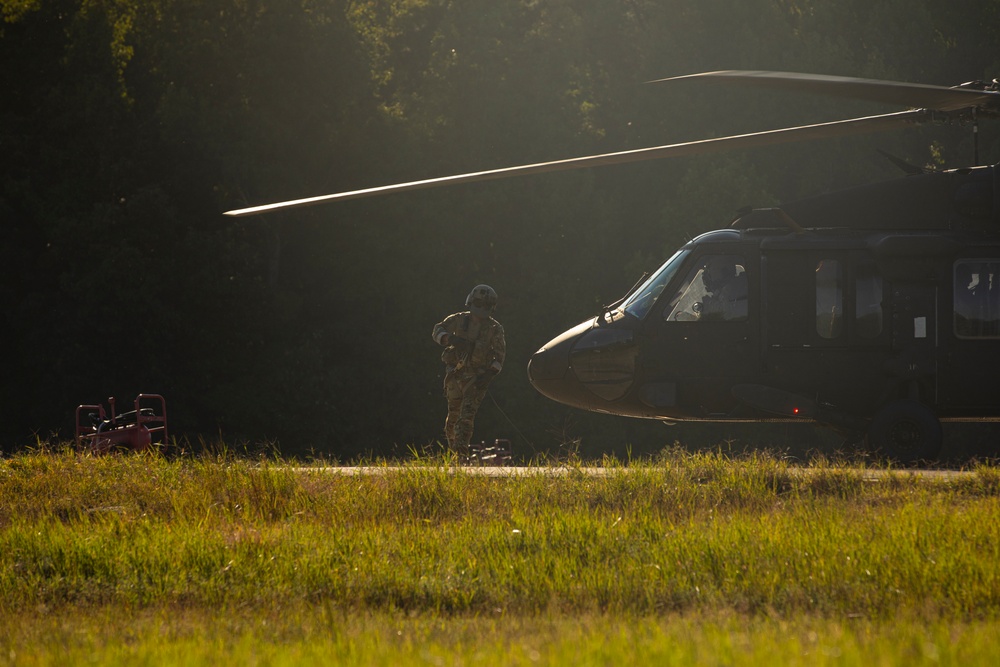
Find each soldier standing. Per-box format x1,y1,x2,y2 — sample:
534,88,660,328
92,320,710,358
432,285,506,450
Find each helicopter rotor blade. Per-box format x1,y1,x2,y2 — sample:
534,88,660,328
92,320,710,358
224,109,926,217
650,70,1000,114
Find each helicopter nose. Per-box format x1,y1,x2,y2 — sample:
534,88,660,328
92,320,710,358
528,316,639,410
526,344,568,383
527,318,595,401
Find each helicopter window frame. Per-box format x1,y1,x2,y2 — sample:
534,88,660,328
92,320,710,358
621,249,690,321
663,253,749,323
954,259,1000,339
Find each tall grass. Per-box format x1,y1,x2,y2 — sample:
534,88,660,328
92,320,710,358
2,448,998,619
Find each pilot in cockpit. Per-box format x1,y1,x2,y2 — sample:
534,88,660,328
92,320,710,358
699,256,748,321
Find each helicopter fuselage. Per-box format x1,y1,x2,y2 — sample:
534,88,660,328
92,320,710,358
528,165,1000,444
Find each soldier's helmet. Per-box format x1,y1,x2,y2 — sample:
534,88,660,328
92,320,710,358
466,284,498,317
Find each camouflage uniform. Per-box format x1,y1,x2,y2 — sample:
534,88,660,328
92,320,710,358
432,311,506,449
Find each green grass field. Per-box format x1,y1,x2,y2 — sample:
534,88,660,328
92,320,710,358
2,448,999,665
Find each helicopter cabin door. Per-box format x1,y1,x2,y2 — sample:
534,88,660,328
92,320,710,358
761,248,895,417
939,257,1000,412
640,249,760,417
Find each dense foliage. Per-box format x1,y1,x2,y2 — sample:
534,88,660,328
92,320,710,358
3,1,1000,457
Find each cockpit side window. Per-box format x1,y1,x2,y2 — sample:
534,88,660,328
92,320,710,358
664,254,748,322
955,259,1000,338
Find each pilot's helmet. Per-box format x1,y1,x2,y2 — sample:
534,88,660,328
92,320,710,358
703,256,736,291
466,284,498,317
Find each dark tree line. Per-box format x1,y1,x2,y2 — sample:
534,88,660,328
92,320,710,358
3,0,1000,458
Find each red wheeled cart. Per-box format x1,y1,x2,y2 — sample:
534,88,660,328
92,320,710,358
75,394,168,454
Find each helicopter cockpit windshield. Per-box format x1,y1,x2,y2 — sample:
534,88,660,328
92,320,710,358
622,249,690,320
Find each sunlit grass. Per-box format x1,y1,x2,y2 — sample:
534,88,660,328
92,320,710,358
2,447,999,664
5,605,1000,666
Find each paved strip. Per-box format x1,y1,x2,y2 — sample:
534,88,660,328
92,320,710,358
295,466,976,480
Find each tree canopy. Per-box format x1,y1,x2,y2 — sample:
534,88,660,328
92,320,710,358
3,0,1000,457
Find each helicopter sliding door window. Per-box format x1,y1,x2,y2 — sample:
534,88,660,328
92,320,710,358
815,260,843,339
954,260,1000,338
665,254,748,322
855,262,883,339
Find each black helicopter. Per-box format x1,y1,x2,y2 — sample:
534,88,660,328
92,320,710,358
226,71,1000,463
